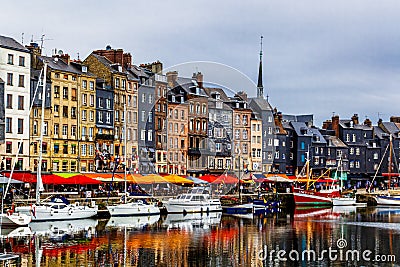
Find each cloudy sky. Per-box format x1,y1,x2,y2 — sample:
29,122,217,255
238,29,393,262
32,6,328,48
2,0,400,126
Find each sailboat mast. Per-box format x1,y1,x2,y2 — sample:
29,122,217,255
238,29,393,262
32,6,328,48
388,135,393,193
124,103,127,203
37,62,47,204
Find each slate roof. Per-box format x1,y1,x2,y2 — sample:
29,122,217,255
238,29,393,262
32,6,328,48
203,87,230,101
291,122,326,144
0,35,29,52
381,122,399,135
325,135,348,148
0,77,4,83
248,97,273,111
39,56,95,76
90,53,126,75
173,77,208,97
339,120,372,130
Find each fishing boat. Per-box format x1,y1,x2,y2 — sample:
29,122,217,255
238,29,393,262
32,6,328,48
164,187,222,213
332,156,357,206
15,62,98,221
293,153,340,206
105,104,160,216
373,135,400,206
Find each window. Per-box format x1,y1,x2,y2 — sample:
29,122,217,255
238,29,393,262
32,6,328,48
352,134,356,142
18,75,24,87
6,142,12,153
82,94,87,105
19,56,25,66
71,88,77,101
71,107,76,118
43,122,48,135
89,95,94,106
235,115,240,125
356,148,360,155
82,110,87,120
217,159,223,169
189,102,194,113
54,124,59,136
196,103,200,114
81,126,87,137
54,143,59,153
63,106,68,117
17,119,23,134
98,112,103,123
141,130,146,140
346,134,350,142
301,142,305,150
63,87,68,99
149,94,153,104
62,125,68,136
215,143,221,152
148,111,152,122
33,121,38,135
54,86,60,98
63,74,68,80
7,54,13,64
235,130,240,140
18,96,24,110
7,73,13,86
242,130,248,140
5,118,12,133
6,94,12,109
115,110,119,122
350,148,354,155
141,93,146,103
243,143,248,154
148,131,152,141
89,111,94,121
243,115,248,125
89,81,94,90
115,78,120,88
106,112,111,123
71,125,76,137
71,145,76,154
355,160,360,168
82,80,87,89
18,142,24,155
350,160,354,168
202,104,207,114
106,99,111,109
81,145,87,156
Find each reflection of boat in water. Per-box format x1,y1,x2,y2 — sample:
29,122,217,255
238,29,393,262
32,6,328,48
106,214,160,229
294,207,332,218
0,226,33,238
332,205,358,214
163,212,222,230
29,218,98,237
371,207,400,216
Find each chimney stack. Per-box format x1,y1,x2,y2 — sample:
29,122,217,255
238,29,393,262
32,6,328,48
192,72,203,88
351,114,359,125
364,118,372,127
60,54,70,65
332,115,340,137
166,71,178,88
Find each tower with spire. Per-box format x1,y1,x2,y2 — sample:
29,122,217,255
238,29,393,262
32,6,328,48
257,35,264,98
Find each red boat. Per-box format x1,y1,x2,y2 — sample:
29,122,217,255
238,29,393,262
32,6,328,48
293,184,340,206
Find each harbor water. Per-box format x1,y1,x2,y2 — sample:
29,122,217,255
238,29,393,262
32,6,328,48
1,206,400,266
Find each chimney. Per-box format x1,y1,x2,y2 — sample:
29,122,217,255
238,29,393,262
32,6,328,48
322,120,332,130
235,91,248,102
364,118,372,127
332,115,340,137
140,61,163,74
390,116,400,123
26,43,42,68
192,72,203,88
123,53,132,69
351,114,359,125
93,47,124,67
60,54,70,65
166,71,178,88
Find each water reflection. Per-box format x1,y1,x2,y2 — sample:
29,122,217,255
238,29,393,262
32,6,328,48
1,207,398,266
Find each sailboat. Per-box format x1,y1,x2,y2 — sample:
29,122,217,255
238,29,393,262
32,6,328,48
374,135,400,205
293,152,340,206
332,156,357,206
15,62,98,221
106,104,160,216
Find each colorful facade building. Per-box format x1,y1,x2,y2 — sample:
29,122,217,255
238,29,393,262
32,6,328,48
0,36,31,171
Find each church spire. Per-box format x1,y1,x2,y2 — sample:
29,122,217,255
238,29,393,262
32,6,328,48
257,35,264,98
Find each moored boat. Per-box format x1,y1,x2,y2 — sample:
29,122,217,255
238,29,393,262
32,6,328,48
107,197,160,216
164,187,222,213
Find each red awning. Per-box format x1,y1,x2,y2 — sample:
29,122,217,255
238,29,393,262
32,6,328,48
2,172,100,185
198,174,218,183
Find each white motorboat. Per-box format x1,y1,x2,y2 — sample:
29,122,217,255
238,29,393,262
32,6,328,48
164,187,222,213
107,197,160,216
374,195,400,206
332,196,357,206
16,196,98,222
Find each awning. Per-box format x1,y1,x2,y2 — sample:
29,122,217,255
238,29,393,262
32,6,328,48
262,175,293,183
185,176,209,184
162,174,193,185
0,175,23,184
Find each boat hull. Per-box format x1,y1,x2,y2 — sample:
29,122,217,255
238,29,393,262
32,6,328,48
375,195,400,206
293,189,333,206
332,197,357,206
0,213,31,227
16,204,98,222
106,203,160,216
223,203,253,214
164,199,222,213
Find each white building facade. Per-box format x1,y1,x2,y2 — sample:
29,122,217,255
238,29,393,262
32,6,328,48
0,36,31,170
